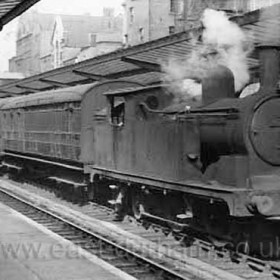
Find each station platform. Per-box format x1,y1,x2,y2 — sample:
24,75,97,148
0,202,135,280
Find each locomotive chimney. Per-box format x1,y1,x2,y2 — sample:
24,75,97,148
202,65,235,105
257,44,280,94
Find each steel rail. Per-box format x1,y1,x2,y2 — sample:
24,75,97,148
0,187,195,280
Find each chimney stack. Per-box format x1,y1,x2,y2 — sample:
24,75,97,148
257,45,280,94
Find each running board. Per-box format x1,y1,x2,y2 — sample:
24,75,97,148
2,162,22,170
48,176,86,187
2,152,83,171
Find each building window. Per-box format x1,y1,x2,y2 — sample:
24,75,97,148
89,33,97,47
169,26,175,34
61,31,69,45
139,27,144,42
178,0,184,14
170,0,184,14
170,0,175,12
129,7,134,23
124,34,128,47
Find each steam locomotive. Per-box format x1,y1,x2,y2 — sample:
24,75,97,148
0,44,279,256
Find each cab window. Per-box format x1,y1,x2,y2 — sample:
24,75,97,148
109,97,125,127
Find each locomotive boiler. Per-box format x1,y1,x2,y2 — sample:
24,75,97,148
0,44,280,255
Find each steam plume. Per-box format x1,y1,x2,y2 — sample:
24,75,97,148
162,9,251,103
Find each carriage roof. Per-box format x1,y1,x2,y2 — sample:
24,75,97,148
1,83,97,110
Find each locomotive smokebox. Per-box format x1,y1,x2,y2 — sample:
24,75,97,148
258,44,280,94
202,65,235,105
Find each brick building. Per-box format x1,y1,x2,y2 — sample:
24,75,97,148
122,0,280,46
51,9,123,68
9,9,123,76
9,10,55,76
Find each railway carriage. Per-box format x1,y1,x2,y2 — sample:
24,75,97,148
0,81,139,200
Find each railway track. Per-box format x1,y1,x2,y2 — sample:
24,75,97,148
0,187,196,280
1,178,280,280
75,205,280,280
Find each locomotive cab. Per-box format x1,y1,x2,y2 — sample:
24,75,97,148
99,84,202,182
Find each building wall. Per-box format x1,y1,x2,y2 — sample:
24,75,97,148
182,0,249,29
123,0,150,46
122,0,240,46
9,11,55,76
40,54,52,73
51,12,123,67
9,12,37,76
10,10,123,76
9,34,33,75
40,31,54,72
248,0,280,10
123,0,280,46
182,0,280,28
123,0,186,46
150,0,182,39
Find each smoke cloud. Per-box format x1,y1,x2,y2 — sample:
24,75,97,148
162,9,252,103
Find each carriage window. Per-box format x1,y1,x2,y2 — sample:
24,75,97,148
110,97,125,127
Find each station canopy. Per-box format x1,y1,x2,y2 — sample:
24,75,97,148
0,3,279,97
0,0,40,28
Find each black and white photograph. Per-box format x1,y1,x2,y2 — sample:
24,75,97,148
0,0,279,279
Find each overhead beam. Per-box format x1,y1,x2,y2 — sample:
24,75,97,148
121,57,161,72
39,78,69,87
106,68,150,79
72,70,106,81
15,85,39,93
0,89,18,95
0,91,18,97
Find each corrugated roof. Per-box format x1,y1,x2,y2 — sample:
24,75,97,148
0,3,279,97
0,0,41,28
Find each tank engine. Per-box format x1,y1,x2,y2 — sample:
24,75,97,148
0,44,279,256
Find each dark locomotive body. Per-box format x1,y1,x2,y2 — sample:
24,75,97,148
0,45,280,254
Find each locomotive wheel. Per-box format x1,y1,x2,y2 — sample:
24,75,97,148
131,194,145,220
191,199,230,239
113,188,127,221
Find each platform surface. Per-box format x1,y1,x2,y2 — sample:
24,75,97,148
0,202,135,280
